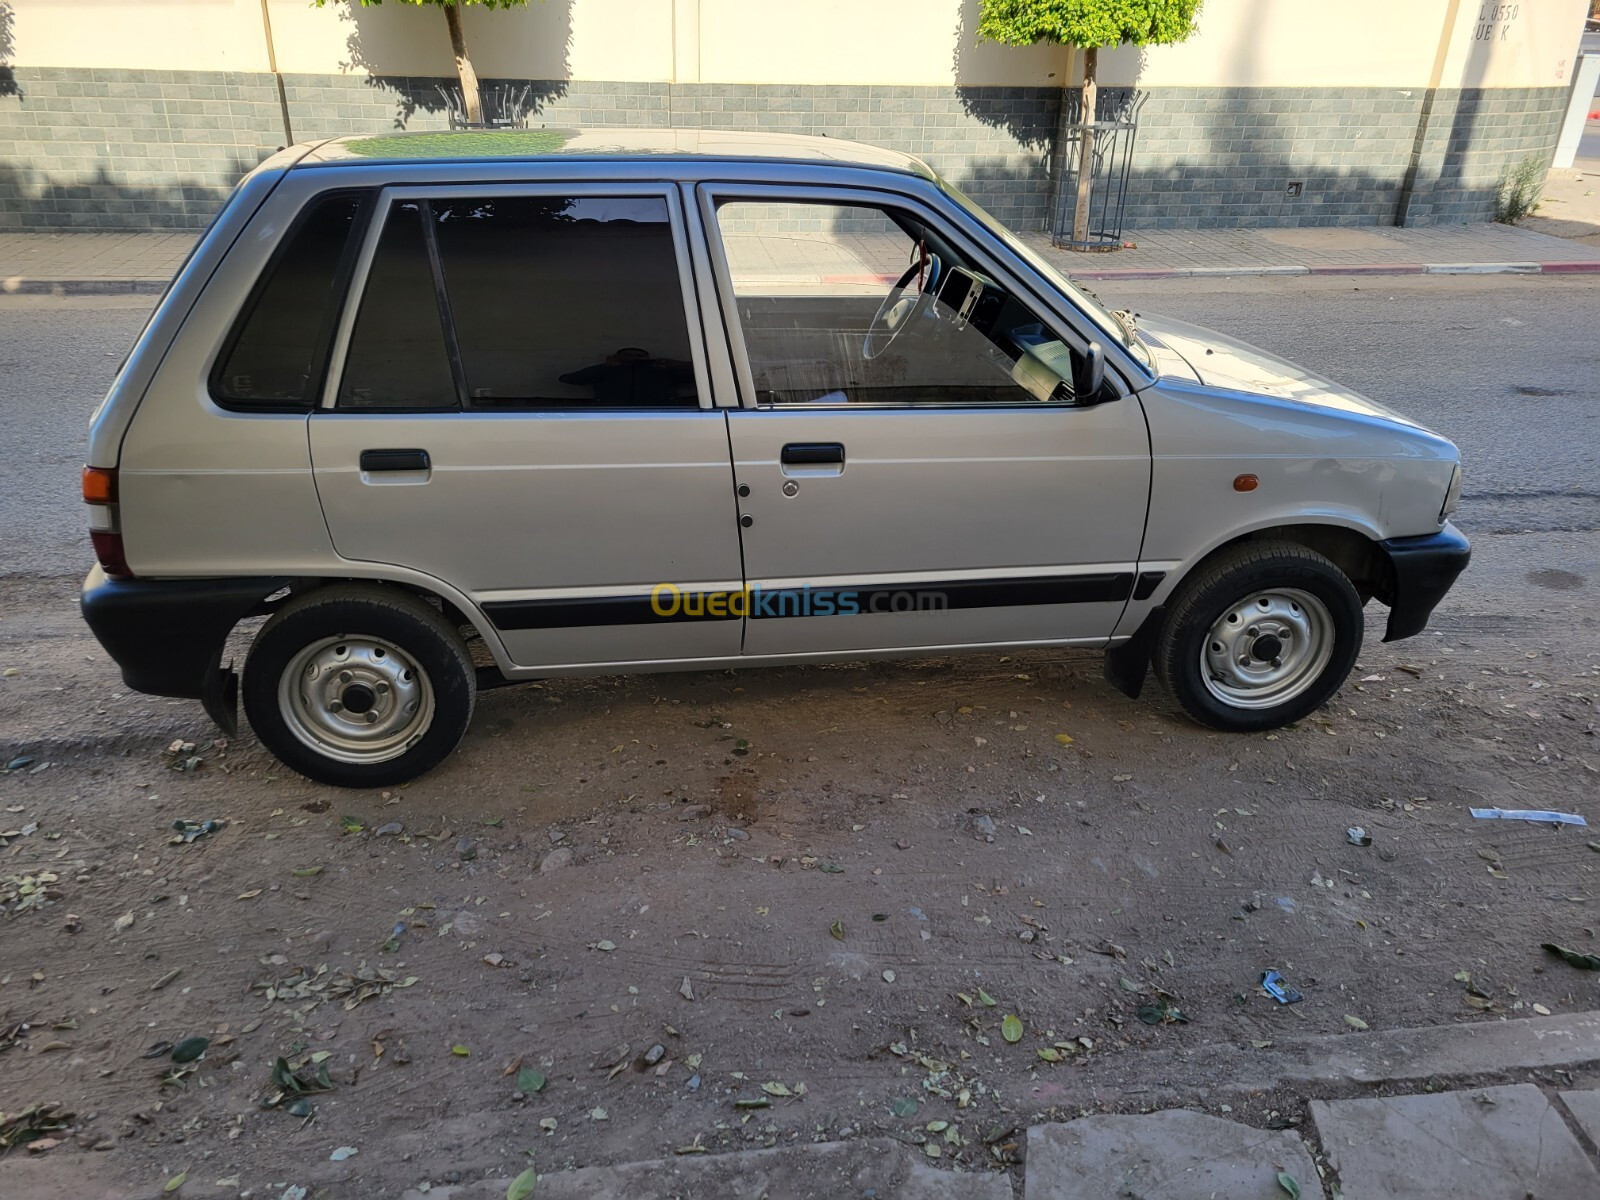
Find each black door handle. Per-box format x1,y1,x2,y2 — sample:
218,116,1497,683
360,449,431,473
781,442,845,466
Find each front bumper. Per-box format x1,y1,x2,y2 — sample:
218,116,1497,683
80,567,289,731
1377,523,1470,641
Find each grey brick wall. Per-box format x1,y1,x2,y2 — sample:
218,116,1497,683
0,69,1572,232
1118,86,1567,229
0,68,1056,232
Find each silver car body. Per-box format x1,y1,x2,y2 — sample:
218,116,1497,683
86,130,1461,685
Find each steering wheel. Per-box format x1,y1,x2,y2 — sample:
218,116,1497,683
862,253,941,361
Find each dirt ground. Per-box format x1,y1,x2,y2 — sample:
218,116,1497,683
2,551,1599,1198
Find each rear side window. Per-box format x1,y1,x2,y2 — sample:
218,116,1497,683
211,192,366,408
334,194,698,411
337,201,459,410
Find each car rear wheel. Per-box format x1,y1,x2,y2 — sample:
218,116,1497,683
1154,541,1362,732
243,584,475,788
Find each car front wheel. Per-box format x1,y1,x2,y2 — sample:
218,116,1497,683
242,584,476,788
1154,541,1363,732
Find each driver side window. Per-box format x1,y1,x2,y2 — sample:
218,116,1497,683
715,199,1076,407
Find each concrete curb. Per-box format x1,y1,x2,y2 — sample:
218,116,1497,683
1,277,169,296
1070,260,1600,281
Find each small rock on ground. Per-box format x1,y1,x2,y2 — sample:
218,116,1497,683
539,848,574,873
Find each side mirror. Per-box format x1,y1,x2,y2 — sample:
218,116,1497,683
1072,340,1105,403
1010,328,1113,406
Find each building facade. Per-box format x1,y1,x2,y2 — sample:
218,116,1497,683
0,0,1589,233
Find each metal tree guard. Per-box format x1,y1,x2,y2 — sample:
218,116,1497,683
1052,89,1146,251
436,83,536,130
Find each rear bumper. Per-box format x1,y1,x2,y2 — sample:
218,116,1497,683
80,566,288,699
1378,524,1470,641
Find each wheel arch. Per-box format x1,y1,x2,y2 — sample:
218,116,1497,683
1106,520,1389,700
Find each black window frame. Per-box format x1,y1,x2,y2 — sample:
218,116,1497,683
701,184,1122,412
208,188,375,414
330,189,707,415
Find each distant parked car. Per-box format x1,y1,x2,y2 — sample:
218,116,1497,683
80,129,1468,787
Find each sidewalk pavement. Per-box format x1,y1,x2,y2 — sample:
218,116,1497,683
380,1010,1600,1200
72,1010,1593,1199
4,214,1600,299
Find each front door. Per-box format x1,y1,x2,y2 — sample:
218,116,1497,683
309,186,743,670
703,190,1151,658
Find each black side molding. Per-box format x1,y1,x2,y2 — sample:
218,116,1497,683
1377,524,1470,641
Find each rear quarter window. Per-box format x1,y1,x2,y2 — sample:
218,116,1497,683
210,192,370,409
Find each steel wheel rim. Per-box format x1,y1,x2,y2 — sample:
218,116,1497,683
1201,588,1334,710
278,635,434,764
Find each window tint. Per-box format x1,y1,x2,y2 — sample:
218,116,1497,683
717,200,1075,407
212,193,364,407
431,196,698,409
338,201,459,410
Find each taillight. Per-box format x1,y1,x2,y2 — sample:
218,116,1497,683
83,466,132,578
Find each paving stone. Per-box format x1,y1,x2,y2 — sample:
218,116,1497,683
1312,1084,1600,1199
1022,1109,1317,1200
1560,1089,1600,1147
397,1138,1012,1200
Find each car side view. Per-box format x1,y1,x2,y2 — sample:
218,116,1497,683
80,129,1469,788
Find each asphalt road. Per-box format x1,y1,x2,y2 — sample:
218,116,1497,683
1,275,1596,577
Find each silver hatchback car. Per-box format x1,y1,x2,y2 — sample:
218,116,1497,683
81,129,1468,788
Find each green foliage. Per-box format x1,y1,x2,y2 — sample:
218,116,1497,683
1494,154,1546,224
977,0,1203,49
311,1,531,9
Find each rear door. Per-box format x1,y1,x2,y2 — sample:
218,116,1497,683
701,187,1152,658
309,185,744,670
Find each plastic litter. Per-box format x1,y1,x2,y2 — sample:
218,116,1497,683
170,818,225,844
1346,826,1372,846
1470,807,1587,827
1260,969,1303,1004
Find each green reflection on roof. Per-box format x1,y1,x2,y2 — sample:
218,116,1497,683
342,130,573,159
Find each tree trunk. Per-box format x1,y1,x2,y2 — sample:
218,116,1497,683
1071,45,1098,247
443,2,483,126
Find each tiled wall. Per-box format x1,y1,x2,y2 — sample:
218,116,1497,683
0,68,1571,232
0,69,1057,232
1120,86,1570,229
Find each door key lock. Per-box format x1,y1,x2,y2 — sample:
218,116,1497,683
782,480,800,497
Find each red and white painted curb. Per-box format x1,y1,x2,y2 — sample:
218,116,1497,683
1069,260,1600,281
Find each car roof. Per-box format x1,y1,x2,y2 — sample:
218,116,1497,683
296,127,936,179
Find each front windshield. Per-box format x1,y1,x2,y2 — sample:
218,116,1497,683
941,180,1152,372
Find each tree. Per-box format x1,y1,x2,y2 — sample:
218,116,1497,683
978,1,1203,247
313,0,534,127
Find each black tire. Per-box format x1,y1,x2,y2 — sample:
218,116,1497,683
1154,541,1363,732
242,584,476,788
